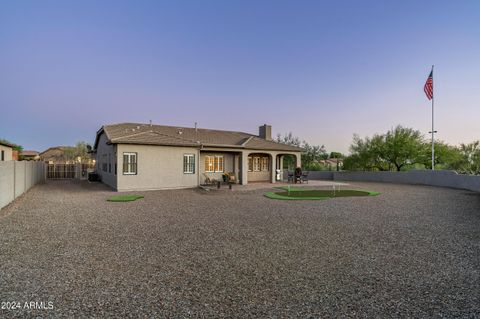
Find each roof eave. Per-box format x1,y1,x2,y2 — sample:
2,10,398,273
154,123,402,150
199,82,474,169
111,141,201,148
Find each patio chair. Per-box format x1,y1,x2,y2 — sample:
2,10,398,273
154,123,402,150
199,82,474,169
228,174,237,184
287,171,294,183
295,167,303,183
202,173,216,186
301,171,309,184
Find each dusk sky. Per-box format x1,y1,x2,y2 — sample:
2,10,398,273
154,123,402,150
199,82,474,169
1,0,479,153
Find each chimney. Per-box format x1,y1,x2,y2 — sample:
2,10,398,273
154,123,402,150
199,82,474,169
259,124,272,140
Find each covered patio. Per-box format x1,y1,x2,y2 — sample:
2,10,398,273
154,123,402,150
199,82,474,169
200,148,301,185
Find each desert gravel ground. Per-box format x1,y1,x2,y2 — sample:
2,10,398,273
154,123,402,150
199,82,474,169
0,180,479,318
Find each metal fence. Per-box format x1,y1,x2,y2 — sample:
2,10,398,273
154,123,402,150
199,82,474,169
46,163,96,179
47,164,76,179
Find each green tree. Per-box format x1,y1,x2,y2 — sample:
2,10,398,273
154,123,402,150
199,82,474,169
276,132,327,170
421,141,462,170
345,134,389,171
329,152,344,159
344,126,425,171
275,132,301,147
63,141,92,163
452,141,480,175
383,126,424,171
0,139,23,152
302,143,327,169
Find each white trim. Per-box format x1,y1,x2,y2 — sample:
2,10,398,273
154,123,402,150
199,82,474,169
183,154,195,174
123,152,137,175
205,155,224,173
253,157,261,172
215,155,224,173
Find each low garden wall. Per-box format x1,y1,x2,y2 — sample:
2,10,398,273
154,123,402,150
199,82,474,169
291,169,480,193
283,171,335,181
333,170,480,192
0,161,46,210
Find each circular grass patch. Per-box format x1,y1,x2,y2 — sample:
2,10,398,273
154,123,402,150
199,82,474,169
265,188,379,200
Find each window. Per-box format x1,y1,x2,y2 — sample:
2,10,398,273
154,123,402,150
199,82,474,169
261,157,269,171
183,154,195,174
253,157,261,171
108,154,111,173
205,156,215,172
215,156,224,172
123,152,137,175
248,156,253,172
1,150,4,161
205,155,224,172
102,154,107,172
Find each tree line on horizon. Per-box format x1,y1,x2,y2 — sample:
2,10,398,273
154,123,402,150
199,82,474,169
343,125,480,175
275,133,341,171
277,126,480,175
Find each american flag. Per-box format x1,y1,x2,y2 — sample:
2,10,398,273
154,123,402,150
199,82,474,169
424,70,433,100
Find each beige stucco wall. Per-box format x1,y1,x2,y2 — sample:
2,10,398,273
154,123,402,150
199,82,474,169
244,150,301,184
116,144,199,191
246,154,271,182
200,147,301,184
199,152,235,184
0,145,13,161
96,133,117,189
95,137,302,190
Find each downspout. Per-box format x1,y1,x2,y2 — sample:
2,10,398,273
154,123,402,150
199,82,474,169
197,143,203,187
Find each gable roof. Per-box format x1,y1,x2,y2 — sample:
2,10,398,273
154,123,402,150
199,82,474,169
39,146,71,157
95,123,303,152
0,140,13,148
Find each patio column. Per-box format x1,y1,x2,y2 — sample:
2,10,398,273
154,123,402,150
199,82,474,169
279,155,284,181
234,153,240,181
240,151,248,185
270,153,277,183
295,153,301,168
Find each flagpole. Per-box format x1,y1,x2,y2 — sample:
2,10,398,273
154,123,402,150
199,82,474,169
431,65,435,170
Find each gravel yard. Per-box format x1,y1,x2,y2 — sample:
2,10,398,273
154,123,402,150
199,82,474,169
0,180,479,318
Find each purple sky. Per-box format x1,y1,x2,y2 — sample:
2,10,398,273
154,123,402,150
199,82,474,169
1,0,479,153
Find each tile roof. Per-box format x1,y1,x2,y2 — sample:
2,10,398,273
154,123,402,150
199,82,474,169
97,123,303,152
20,150,39,156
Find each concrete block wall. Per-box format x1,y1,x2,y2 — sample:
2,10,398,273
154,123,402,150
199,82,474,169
0,161,45,210
0,161,15,209
332,170,480,192
296,169,480,193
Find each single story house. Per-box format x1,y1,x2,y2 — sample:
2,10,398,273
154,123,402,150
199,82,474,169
319,158,344,170
20,150,40,161
93,123,303,191
40,146,93,164
0,141,13,161
40,146,73,164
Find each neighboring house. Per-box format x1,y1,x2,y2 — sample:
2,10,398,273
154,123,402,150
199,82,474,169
39,146,94,164
319,158,344,170
93,123,303,191
0,141,13,161
19,150,40,161
40,146,72,163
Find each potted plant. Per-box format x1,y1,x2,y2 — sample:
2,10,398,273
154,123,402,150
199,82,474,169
222,173,229,182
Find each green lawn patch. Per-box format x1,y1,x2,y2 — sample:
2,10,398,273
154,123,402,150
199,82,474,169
107,195,144,202
265,188,379,200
